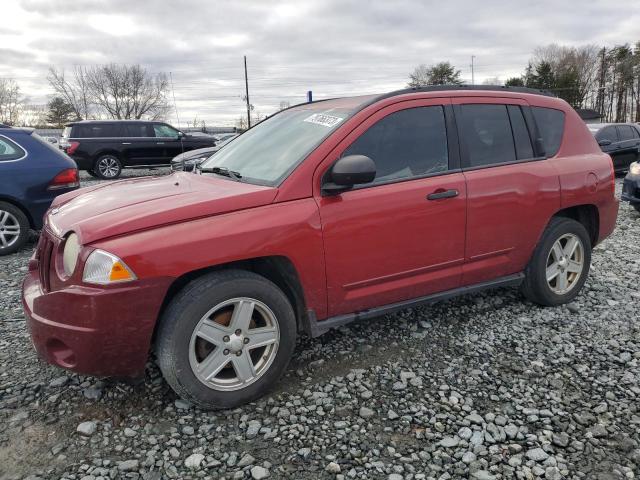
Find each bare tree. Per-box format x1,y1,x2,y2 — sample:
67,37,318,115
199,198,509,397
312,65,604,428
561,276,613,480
47,66,92,120
85,64,171,120
408,62,463,87
0,79,24,125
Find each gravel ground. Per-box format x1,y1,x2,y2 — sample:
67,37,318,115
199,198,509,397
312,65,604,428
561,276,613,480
0,172,639,480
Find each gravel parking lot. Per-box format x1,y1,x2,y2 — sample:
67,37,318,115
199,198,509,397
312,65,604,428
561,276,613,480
0,172,639,480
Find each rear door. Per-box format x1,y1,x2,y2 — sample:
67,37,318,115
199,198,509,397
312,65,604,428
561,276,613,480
453,99,561,285
120,123,159,165
595,126,621,170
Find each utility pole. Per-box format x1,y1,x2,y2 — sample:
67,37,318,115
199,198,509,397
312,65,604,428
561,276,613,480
244,55,251,129
471,56,475,85
595,48,606,116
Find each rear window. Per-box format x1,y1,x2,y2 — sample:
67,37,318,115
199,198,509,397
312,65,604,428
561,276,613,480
62,126,72,138
531,107,565,157
73,123,124,138
0,135,26,161
125,124,151,137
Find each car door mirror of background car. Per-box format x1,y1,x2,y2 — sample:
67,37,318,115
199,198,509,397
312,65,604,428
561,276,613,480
322,155,376,195
598,139,612,147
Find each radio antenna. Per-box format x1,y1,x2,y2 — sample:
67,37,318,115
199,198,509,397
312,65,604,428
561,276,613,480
169,71,181,128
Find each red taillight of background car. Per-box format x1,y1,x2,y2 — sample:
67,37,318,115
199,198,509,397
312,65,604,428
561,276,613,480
65,141,80,155
48,168,79,190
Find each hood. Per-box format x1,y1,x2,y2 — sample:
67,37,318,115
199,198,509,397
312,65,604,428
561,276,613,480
173,145,218,162
46,172,277,244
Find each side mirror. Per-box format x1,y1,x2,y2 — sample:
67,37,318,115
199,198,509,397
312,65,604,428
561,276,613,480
598,139,612,147
322,155,376,195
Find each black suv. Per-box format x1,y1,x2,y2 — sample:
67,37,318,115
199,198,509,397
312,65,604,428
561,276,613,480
60,120,216,179
588,122,640,173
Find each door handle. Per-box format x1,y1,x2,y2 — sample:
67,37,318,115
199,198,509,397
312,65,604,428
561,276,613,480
427,189,459,200
122,142,131,145
156,142,165,145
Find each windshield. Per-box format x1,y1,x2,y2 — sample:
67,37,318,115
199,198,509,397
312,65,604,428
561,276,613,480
200,105,356,186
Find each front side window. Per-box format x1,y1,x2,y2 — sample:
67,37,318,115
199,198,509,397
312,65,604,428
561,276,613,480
531,107,565,157
153,124,179,138
617,125,636,141
459,104,517,167
0,136,26,161
342,106,448,185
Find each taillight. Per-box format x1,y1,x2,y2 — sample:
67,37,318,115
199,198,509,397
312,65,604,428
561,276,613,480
65,141,80,155
48,168,79,190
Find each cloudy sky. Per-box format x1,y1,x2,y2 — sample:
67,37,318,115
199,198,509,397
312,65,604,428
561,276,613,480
2,0,639,127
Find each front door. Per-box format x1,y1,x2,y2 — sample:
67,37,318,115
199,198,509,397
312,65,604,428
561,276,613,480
615,125,640,171
317,100,467,317
152,123,183,163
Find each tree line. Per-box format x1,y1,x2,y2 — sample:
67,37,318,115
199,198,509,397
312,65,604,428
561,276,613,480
408,41,640,123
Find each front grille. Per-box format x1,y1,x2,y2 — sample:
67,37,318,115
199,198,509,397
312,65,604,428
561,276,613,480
38,232,54,292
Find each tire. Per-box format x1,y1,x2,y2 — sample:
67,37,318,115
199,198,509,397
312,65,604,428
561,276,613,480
93,155,122,179
156,269,297,409
86,169,99,178
633,204,640,213
521,217,591,306
0,202,30,256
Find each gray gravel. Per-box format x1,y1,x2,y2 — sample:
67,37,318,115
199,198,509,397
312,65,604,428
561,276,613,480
0,172,639,479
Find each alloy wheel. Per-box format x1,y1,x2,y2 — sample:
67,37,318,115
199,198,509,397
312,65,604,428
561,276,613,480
546,233,584,295
188,297,280,391
97,157,120,178
0,210,21,248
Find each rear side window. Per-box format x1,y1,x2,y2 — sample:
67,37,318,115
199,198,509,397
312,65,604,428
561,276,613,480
342,106,448,185
595,126,618,143
125,124,151,137
618,125,637,141
458,104,517,167
74,123,124,138
507,105,534,160
531,107,565,157
0,136,26,161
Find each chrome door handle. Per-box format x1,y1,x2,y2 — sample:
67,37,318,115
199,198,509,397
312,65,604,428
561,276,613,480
427,189,459,200
122,142,131,145
156,142,165,145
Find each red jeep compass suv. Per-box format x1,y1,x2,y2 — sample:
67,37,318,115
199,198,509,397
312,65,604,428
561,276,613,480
23,86,618,409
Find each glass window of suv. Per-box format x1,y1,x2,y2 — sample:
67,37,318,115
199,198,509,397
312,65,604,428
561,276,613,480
531,107,565,157
153,124,179,138
125,123,151,137
507,105,534,160
75,123,124,138
0,136,26,161
617,125,637,141
459,104,517,167
341,106,448,185
595,126,618,143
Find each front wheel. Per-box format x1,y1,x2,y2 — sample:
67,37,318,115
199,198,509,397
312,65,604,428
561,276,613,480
93,155,122,179
521,217,591,306
156,270,297,409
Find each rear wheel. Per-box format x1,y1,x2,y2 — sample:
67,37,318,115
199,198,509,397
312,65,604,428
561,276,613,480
156,270,296,409
93,155,122,179
86,169,99,178
0,202,29,256
521,217,591,306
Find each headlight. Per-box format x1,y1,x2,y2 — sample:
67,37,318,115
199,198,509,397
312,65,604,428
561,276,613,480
630,162,640,176
62,233,81,276
83,249,137,285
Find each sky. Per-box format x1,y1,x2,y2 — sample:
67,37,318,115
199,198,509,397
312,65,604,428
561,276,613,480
2,0,639,127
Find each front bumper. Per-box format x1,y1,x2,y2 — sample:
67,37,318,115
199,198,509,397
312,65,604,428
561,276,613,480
622,173,640,205
22,265,171,378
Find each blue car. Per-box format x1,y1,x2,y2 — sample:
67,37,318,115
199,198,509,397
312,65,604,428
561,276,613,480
0,125,79,255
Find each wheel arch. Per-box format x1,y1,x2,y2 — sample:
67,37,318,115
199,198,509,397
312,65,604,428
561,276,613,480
153,255,308,344
552,204,599,246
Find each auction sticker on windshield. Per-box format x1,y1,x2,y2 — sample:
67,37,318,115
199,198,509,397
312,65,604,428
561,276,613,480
303,113,344,128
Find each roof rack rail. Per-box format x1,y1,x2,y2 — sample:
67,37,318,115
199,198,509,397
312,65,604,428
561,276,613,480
379,84,557,99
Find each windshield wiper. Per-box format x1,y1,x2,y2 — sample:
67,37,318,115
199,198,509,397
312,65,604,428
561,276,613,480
198,166,242,181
